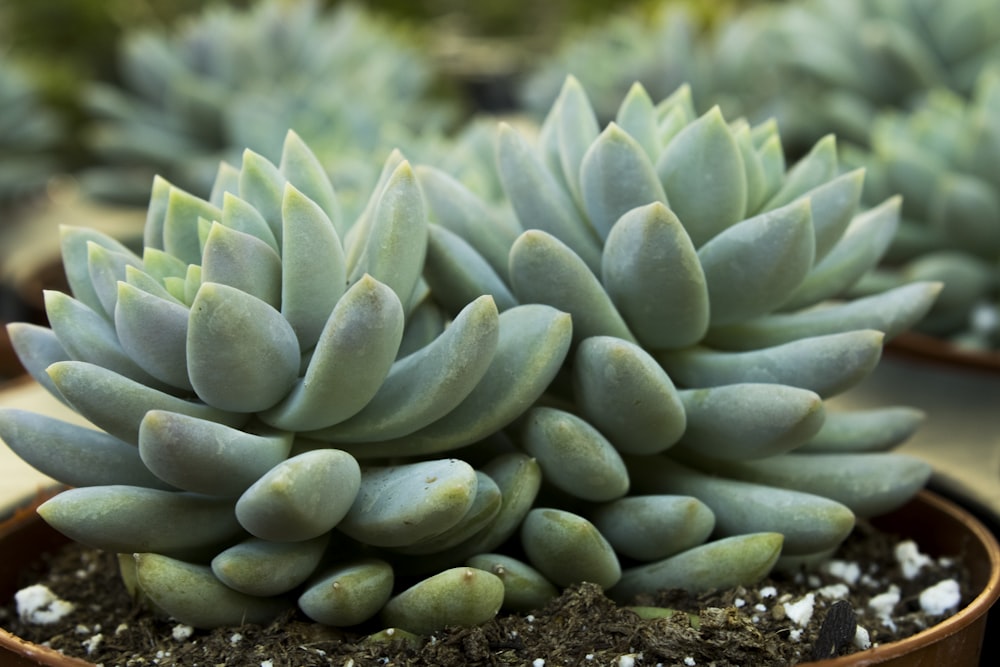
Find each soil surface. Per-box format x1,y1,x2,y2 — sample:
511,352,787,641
1,519,972,667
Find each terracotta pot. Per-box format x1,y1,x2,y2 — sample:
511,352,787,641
1,489,998,666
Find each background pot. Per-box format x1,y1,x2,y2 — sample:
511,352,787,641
1,489,997,667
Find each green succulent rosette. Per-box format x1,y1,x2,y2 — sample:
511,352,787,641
0,130,572,632
420,76,937,601
0,53,64,202
80,0,457,217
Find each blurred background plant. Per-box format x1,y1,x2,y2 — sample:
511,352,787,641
842,66,1000,351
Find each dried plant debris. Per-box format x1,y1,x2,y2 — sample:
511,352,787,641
1,520,971,667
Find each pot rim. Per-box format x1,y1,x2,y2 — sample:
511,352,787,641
1,488,998,666
889,331,1000,373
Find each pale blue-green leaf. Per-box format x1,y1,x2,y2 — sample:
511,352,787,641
86,242,143,319
754,134,786,210
187,282,300,412
657,106,747,246
610,532,783,600
393,472,501,555
338,459,477,548
45,290,170,391
601,202,709,349
60,226,137,316
415,165,520,283
201,222,282,308
139,410,293,496
732,121,768,217
380,567,504,634
626,456,854,556
554,75,601,207
693,452,932,518
236,449,361,542
521,407,630,502
676,383,825,460
6,323,69,402
182,263,201,306
615,82,660,161
162,187,221,266
238,149,286,244
0,409,171,489
343,149,407,276
706,282,943,350
260,275,404,432
581,123,668,241
349,161,427,306
591,495,715,562
135,553,290,628
802,169,865,262
47,360,247,444
782,197,901,310
465,554,558,613
929,172,1000,257
799,407,925,453
509,230,635,345
212,534,329,597
521,508,621,589
657,330,885,398
698,199,815,326
115,281,192,391
143,175,171,250
496,123,603,274
573,335,685,455
342,304,571,459
279,129,344,237
140,247,187,282
123,265,184,305
309,296,497,443
38,486,243,558
299,559,394,626
762,134,838,211
281,183,347,350
208,161,241,208
220,191,278,253
424,224,518,315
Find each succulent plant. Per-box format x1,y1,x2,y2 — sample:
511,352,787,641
841,67,1000,350
419,76,939,599
0,130,572,632
0,53,64,202
79,0,457,217
0,77,939,637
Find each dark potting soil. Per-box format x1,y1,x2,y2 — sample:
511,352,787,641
1,519,973,667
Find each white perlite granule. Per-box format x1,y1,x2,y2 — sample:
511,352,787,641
15,584,76,625
895,540,933,580
783,593,816,628
82,633,103,655
172,624,194,641
919,579,962,616
854,626,872,650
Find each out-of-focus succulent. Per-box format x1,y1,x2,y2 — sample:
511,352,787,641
80,0,458,217
842,67,1000,349
0,53,63,202
421,76,938,601
758,0,1000,151
0,130,573,632
518,4,708,122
